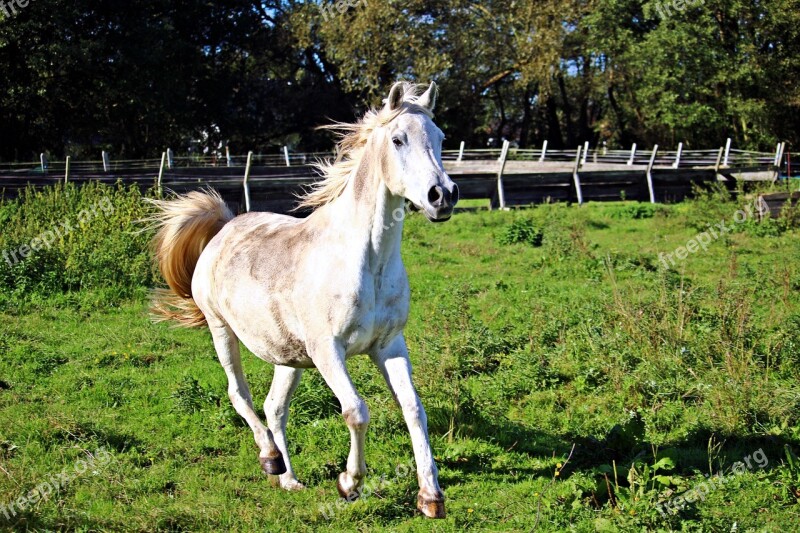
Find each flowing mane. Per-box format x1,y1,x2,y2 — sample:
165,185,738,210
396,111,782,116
297,82,435,210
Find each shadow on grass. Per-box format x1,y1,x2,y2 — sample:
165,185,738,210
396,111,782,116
431,408,798,494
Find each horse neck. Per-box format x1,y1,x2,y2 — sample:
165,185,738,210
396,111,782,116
327,150,405,273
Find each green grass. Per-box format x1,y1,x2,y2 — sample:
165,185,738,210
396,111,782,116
1,185,800,531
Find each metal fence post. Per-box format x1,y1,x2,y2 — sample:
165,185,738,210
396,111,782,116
723,138,732,167
243,151,254,212
646,145,659,204
714,146,725,174
627,143,637,165
156,152,166,196
673,142,683,169
496,140,510,209
573,146,584,205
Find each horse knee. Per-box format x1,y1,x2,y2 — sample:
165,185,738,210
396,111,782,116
264,397,287,426
343,401,370,432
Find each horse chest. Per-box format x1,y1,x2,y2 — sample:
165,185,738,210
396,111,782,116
340,269,409,355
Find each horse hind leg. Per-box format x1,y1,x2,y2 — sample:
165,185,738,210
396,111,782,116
264,365,305,490
208,321,286,475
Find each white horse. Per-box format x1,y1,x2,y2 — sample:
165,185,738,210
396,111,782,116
149,82,458,518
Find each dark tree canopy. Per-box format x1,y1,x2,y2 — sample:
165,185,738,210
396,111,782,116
1,0,797,161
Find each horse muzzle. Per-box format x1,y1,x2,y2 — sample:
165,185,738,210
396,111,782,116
422,182,459,222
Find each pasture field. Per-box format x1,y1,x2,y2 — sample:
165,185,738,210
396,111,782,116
1,183,800,531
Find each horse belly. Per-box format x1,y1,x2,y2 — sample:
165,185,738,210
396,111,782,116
224,296,315,368
251,336,315,368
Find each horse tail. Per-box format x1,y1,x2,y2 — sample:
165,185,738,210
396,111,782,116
147,189,233,328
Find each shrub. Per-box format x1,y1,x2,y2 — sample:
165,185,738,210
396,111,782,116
498,218,543,246
0,182,155,305
607,203,657,220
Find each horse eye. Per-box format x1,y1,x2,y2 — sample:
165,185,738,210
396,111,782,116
392,137,404,148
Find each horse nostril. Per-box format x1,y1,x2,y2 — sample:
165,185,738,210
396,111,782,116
428,185,444,206
451,184,460,205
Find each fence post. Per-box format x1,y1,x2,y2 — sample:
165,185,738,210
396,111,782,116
156,152,166,197
243,151,254,212
774,142,785,167
64,156,70,184
723,137,732,167
457,141,465,162
226,146,232,167
572,146,584,205
774,142,787,182
539,140,548,162
627,143,637,165
496,140,510,210
284,146,291,167
582,141,589,165
646,145,658,204
714,146,724,175
672,142,683,169
167,148,174,169
40,153,48,173
102,151,110,172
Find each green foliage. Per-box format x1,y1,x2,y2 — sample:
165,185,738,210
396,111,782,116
742,216,784,237
2,0,798,160
0,182,154,307
171,376,221,414
683,183,736,231
498,217,543,247
780,445,800,504
606,202,657,220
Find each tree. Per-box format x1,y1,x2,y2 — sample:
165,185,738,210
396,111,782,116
1,0,797,161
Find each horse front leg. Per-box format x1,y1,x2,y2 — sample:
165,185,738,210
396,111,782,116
371,335,445,518
310,339,370,499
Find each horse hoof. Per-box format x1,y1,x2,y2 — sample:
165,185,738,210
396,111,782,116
417,492,446,519
336,472,360,500
282,478,306,491
260,454,287,475
270,475,305,491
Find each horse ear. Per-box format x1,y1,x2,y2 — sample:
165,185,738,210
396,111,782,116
416,81,437,111
385,82,405,111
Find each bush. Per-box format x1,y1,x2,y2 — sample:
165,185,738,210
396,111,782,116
498,218,543,246
0,182,155,304
607,203,657,220
684,183,736,230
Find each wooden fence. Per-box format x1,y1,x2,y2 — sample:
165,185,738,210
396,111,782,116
0,140,787,214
